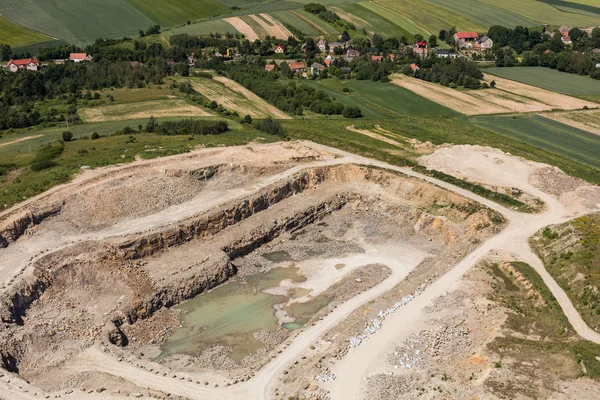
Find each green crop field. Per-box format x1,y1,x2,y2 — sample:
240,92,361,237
0,0,155,46
469,114,600,170
474,0,600,26
0,15,52,47
165,19,241,37
374,0,486,34
333,3,413,40
358,2,430,37
425,0,536,28
270,10,320,36
299,79,458,119
126,0,229,27
288,9,341,35
486,67,600,96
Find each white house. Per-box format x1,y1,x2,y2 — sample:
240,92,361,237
69,53,93,63
317,39,328,52
475,35,493,50
6,58,39,72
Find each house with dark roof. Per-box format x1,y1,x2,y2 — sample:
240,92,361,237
345,49,360,61
311,62,327,75
475,35,493,50
329,42,344,52
317,39,328,52
6,58,40,72
435,49,458,59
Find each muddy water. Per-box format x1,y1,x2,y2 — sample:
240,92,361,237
158,266,330,361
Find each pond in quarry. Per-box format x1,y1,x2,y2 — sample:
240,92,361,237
158,265,330,361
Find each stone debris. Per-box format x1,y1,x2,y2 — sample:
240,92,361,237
349,282,428,348
315,372,336,382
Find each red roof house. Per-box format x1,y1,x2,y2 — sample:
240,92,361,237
371,55,383,62
455,32,479,40
409,63,419,73
289,61,306,72
6,58,39,72
274,44,286,54
265,64,275,72
70,53,93,62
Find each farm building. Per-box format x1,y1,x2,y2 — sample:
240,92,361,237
274,44,286,54
454,32,479,48
413,41,428,58
70,53,93,62
289,61,306,73
6,58,40,72
311,62,327,75
345,49,360,61
475,36,493,50
265,64,275,72
436,49,458,58
317,39,328,52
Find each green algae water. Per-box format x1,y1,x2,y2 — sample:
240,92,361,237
157,267,329,361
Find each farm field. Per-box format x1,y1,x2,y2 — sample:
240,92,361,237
425,0,536,28
544,110,600,136
78,99,213,123
0,14,52,47
391,74,597,115
0,0,156,46
165,19,240,38
374,0,486,34
331,4,413,40
188,75,291,119
469,114,600,169
271,10,320,36
474,0,600,26
486,67,600,100
251,13,294,39
358,2,430,37
299,79,458,119
286,9,340,35
126,0,229,27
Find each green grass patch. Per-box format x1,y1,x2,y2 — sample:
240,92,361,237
0,15,52,47
126,0,229,27
468,114,600,172
270,10,319,36
486,67,600,96
165,19,241,37
299,79,458,119
0,0,156,46
425,0,536,28
474,0,600,26
358,2,430,37
334,3,414,40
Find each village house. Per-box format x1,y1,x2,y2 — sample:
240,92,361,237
454,32,479,48
317,39,328,52
436,49,458,59
561,36,572,45
265,64,275,72
340,66,351,75
413,41,428,58
289,61,306,73
311,62,327,75
371,55,383,62
409,63,419,73
274,44,286,54
559,26,570,37
69,53,93,63
185,53,196,65
389,53,395,62
345,48,360,61
6,58,40,72
475,35,493,50
329,41,344,52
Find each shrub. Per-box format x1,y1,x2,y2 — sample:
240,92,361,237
155,119,228,135
241,114,252,124
62,131,73,142
255,117,286,137
31,160,57,171
342,106,362,118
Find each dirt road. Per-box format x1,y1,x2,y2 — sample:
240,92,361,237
2,142,599,400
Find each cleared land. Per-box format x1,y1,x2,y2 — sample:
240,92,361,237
223,17,259,41
0,0,155,45
126,0,229,26
391,74,597,115
301,79,458,118
190,76,291,119
486,67,600,99
0,14,52,47
544,110,600,136
78,99,213,123
469,114,600,169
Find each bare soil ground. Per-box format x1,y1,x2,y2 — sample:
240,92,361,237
78,99,212,122
223,17,259,41
391,74,598,115
250,14,294,40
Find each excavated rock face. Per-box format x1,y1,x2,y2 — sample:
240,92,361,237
0,162,500,387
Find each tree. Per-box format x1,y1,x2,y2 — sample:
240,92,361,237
255,117,286,137
91,132,100,140
0,44,11,61
342,106,362,118
428,35,438,47
242,114,252,124
341,30,350,42
62,131,73,142
146,116,157,132
438,30,447,41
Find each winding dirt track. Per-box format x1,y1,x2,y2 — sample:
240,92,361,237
1,142,599,400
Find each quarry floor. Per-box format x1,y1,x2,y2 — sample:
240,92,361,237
1,141,600,400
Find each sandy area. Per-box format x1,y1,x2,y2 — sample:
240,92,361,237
250,14,294,40
79,99,212,122
224,17,259,41
346,125,405,148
